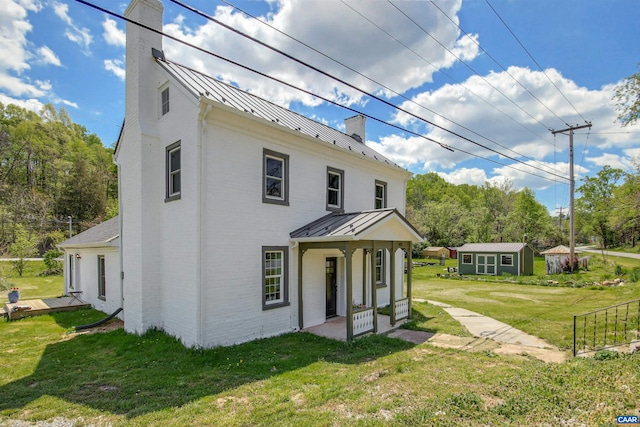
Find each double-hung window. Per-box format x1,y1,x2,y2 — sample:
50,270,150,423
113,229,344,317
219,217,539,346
166,141,181,202
263,149,289,205
97,255,106,300
161,87,170,116
375,180,387,209
327,167,344,212
262,247,289,309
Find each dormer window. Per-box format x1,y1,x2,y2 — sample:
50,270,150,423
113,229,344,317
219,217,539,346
161,86,170,115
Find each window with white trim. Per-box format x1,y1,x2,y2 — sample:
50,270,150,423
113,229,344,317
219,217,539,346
161,87,170,116
327,167,344,212
166,141,181,202
97,255,106,300
263,149,289,205
262,247,289,309
462,254,472,264
501,254,514,266
375,180,387,209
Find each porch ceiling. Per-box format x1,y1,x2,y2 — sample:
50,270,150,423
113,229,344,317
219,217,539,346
290,208,422,243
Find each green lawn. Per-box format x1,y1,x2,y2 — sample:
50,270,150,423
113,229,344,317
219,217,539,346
0,260,64,305
1,258,639,426
411,254,640,350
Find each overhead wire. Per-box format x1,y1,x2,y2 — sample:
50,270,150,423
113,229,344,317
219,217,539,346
386,0,555,132
338,0,559,169
428,0,572,128
220,0,560,177
484,0,590,125
169,0,569,180
70,0,570,182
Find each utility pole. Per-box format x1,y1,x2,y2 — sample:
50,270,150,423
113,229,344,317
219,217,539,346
551,123,592,272
557,206,566,235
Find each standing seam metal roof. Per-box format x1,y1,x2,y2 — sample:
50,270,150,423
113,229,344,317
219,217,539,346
290,208,421,240
157,58,405,170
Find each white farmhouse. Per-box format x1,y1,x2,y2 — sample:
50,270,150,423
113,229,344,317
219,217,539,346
68,0,422,348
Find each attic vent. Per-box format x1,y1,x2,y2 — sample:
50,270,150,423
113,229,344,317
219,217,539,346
351,133,362,143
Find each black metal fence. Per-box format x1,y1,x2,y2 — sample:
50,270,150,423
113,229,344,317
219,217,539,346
573,299,640,357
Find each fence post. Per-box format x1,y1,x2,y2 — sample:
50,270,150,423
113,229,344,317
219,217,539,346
573,315,577,357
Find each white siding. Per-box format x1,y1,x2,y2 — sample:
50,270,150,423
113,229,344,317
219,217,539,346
62,247,121,317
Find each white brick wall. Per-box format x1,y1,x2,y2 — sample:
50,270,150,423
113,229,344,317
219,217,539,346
118,0,413,348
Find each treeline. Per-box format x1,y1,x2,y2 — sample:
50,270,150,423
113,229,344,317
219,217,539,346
407,167,640,252
0,103,117,254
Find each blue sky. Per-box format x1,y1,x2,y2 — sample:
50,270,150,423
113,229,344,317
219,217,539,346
2,0,640,214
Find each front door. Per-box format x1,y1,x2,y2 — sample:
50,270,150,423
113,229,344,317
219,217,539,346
326,257,337,318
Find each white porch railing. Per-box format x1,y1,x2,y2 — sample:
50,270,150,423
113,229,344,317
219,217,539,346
395,298,409,321
352,308,375,336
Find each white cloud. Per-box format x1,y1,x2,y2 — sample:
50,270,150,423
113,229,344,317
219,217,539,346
104,58,125,80
162,0,475,109
52,1,92,53
436,168,488,185
102,17,125,47
376,67,640,178
36,45,61,66
0,93,43,112
59,98,78,108
0,0,41,75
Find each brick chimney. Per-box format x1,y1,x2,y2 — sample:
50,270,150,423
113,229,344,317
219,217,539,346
344,114,366,143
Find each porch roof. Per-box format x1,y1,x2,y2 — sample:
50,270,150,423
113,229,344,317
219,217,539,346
290,208,422,243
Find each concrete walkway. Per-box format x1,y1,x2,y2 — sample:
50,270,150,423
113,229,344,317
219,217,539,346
410,300,568,363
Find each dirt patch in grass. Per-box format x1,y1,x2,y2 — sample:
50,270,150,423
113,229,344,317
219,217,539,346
60,319,124,341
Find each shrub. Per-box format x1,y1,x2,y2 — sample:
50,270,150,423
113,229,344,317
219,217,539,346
42,249,63,275
629,267,640,283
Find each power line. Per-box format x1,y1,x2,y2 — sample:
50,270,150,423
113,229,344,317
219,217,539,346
70,0,570,183
387,0,555,132
484,0,590,125
170,0,569,180
220,0,560,178
428,0,572,128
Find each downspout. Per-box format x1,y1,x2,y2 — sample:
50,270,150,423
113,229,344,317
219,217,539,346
197,103,211,347
114,158,125,318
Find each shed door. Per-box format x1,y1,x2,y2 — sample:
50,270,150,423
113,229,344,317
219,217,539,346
476,255,496,275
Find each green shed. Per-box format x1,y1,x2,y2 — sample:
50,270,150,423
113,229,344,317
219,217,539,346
457,243,534,276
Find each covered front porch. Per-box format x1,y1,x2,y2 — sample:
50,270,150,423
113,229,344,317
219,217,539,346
291,208,422,341
304,313,407,341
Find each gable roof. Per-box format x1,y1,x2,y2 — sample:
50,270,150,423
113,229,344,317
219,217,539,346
156,57,405,171
457,243,528,253
58,216,119,249
290,208,423,243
